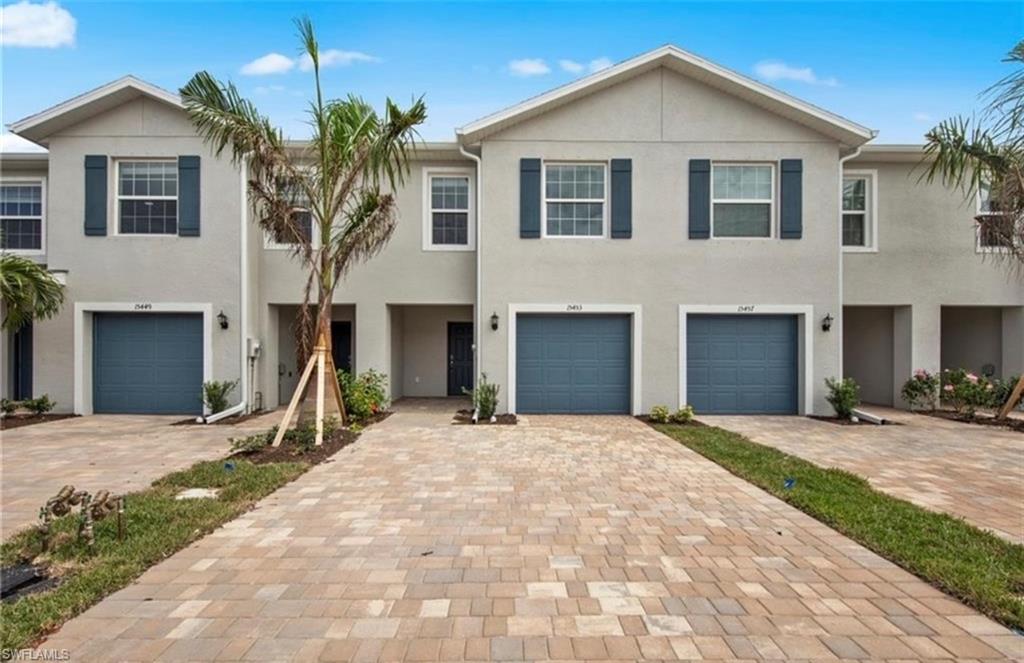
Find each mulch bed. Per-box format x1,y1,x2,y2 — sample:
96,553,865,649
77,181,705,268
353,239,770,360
634,415,705,427
172,411,269,427
1,414,79,431
808,415,877,426
231,427,361,465
229,411,392,465
922,409,1024,433
453,409,518,425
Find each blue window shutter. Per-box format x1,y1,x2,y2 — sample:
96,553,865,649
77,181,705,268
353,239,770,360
520,158,541,239
688,159,711,239
178,156,201,237
84,155,108,236
780,159,803,239
610,158,632,239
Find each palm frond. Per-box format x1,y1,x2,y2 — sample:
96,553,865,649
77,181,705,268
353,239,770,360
0,254,65,331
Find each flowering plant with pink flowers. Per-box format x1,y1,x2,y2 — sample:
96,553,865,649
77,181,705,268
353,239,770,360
900,369,939,411
941,368,994,417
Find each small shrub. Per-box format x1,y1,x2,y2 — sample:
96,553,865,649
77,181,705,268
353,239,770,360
649,405,670,424
900,369,939,411
1,398,18,416
24,394,55,415
942,368,995,418
825,377,860,419
230,429,271,454
202,379,238,414
338,369,389,423
669,405,695,424
229,417,339,454
463,373,500,420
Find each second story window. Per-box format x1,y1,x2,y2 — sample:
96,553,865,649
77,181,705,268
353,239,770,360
977,182,1014,252
0,180,44,252
842,171,876,251
117,160,177,235
712,164,773,238
544,163,606,237
267,179,314,247
422,168,474,251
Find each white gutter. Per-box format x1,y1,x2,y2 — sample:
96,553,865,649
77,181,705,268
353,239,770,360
207,156,250,423
459,143,483,421
837,145,864,381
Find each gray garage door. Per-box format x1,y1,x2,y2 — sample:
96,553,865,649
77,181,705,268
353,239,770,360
516,314,631,414
93,313,203,414
687,314,798,414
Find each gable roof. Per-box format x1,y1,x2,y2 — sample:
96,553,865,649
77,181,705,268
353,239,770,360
9,76,183,146
457,45,875,147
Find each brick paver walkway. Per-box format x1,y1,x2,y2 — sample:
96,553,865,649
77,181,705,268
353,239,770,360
1,412,280,541
36,405,1022,661
702,408,1024,544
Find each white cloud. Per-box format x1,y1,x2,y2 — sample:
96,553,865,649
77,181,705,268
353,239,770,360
508,58,550,77
299,49,378,71
913,112,933,123
0,1,75,48
588,57,613,73
254,84,286,95
559,59,584,74
753,60,838,87
241,52,295,76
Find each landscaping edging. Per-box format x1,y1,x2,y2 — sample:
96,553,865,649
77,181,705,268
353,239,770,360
0,414,79,431
920,408,1024,433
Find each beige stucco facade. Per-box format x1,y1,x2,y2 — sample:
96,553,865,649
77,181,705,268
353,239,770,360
3,47,1022,417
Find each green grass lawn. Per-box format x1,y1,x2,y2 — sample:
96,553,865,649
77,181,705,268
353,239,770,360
1,459,307,651
653,422,1024,631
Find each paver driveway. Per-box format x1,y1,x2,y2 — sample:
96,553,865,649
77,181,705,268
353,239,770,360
37,405,1021,661
702,407,1024,544
1,412,280,541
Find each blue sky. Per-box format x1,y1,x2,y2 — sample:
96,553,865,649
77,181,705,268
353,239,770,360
1,1,1021,149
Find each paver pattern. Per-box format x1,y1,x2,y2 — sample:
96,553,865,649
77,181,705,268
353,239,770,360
702,407,1024,544
36,404,1022,661
1,412,280,541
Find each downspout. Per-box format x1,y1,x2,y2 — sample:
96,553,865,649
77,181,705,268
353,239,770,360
837,144,864,382
205,155,250,423
459,141,483,422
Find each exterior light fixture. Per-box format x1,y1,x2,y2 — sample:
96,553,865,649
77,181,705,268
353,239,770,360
821,313,833,332
490,312,499,331
217,310,229,330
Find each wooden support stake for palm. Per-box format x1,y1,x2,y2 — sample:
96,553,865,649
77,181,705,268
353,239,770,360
272,331,346,447
997,375,1024,419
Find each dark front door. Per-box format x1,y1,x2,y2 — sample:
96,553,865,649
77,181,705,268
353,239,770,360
12,323,32,400
331,321,352,373
447,322,473,396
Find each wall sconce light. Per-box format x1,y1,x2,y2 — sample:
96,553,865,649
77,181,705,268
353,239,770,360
217,310,229,330
821,313,833,332
490,312,499,331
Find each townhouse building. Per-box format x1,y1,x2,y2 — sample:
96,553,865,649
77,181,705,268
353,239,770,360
2,46,1020,417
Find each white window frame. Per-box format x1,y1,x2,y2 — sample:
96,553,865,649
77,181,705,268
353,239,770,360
111,158,179,237
975,183,1015,254
421,166,475,251
841,169,878,253
0,176,46,255
263,171,319,250
710,162,776,240
541,161,609,239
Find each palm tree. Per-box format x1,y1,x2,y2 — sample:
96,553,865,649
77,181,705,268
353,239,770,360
921,40,1024,417
180,17,425,437
0,253,65,331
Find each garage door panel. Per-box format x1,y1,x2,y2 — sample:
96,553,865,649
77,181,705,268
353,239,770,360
687,315,797,415
94,313,203,415
516,314,630,414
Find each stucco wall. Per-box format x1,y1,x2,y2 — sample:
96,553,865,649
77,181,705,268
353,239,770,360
477,66,843,414
941,306,1003,378
395,305,473,397
32,97,245,413
843,306,895,405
